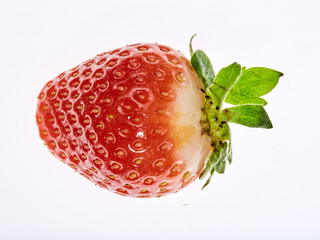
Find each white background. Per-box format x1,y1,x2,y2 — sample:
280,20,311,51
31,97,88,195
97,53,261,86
1,0,319,239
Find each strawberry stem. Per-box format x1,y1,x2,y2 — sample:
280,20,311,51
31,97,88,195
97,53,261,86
189,34,197,57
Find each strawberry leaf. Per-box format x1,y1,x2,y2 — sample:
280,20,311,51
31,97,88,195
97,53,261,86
209,62,241,105
225,67,283,106
191,50,215,89
222,105,273,129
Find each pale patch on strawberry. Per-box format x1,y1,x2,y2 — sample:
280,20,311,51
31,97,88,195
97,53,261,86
169,55,212,184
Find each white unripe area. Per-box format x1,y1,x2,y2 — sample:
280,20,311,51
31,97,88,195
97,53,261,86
170,58,212,177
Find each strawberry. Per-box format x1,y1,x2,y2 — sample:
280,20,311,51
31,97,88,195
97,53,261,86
36,37,283,197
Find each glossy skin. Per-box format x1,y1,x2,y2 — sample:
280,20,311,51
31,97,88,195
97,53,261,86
36,43,211,197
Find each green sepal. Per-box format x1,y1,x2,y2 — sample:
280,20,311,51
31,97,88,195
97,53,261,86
227,146,232,164
223,123,232,165
208,62,242,106
199,149,215,180
190,50,215,89
201,166,215,190
201,140,231,189
222,105,273,129
189,34,215,89
214,142,229,173
225,67,283,106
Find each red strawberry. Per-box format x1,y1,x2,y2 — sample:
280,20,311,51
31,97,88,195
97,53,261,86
36,43,212,197
36,39,282,197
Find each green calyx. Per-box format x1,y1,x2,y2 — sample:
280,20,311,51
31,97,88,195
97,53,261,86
189,35,283,188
